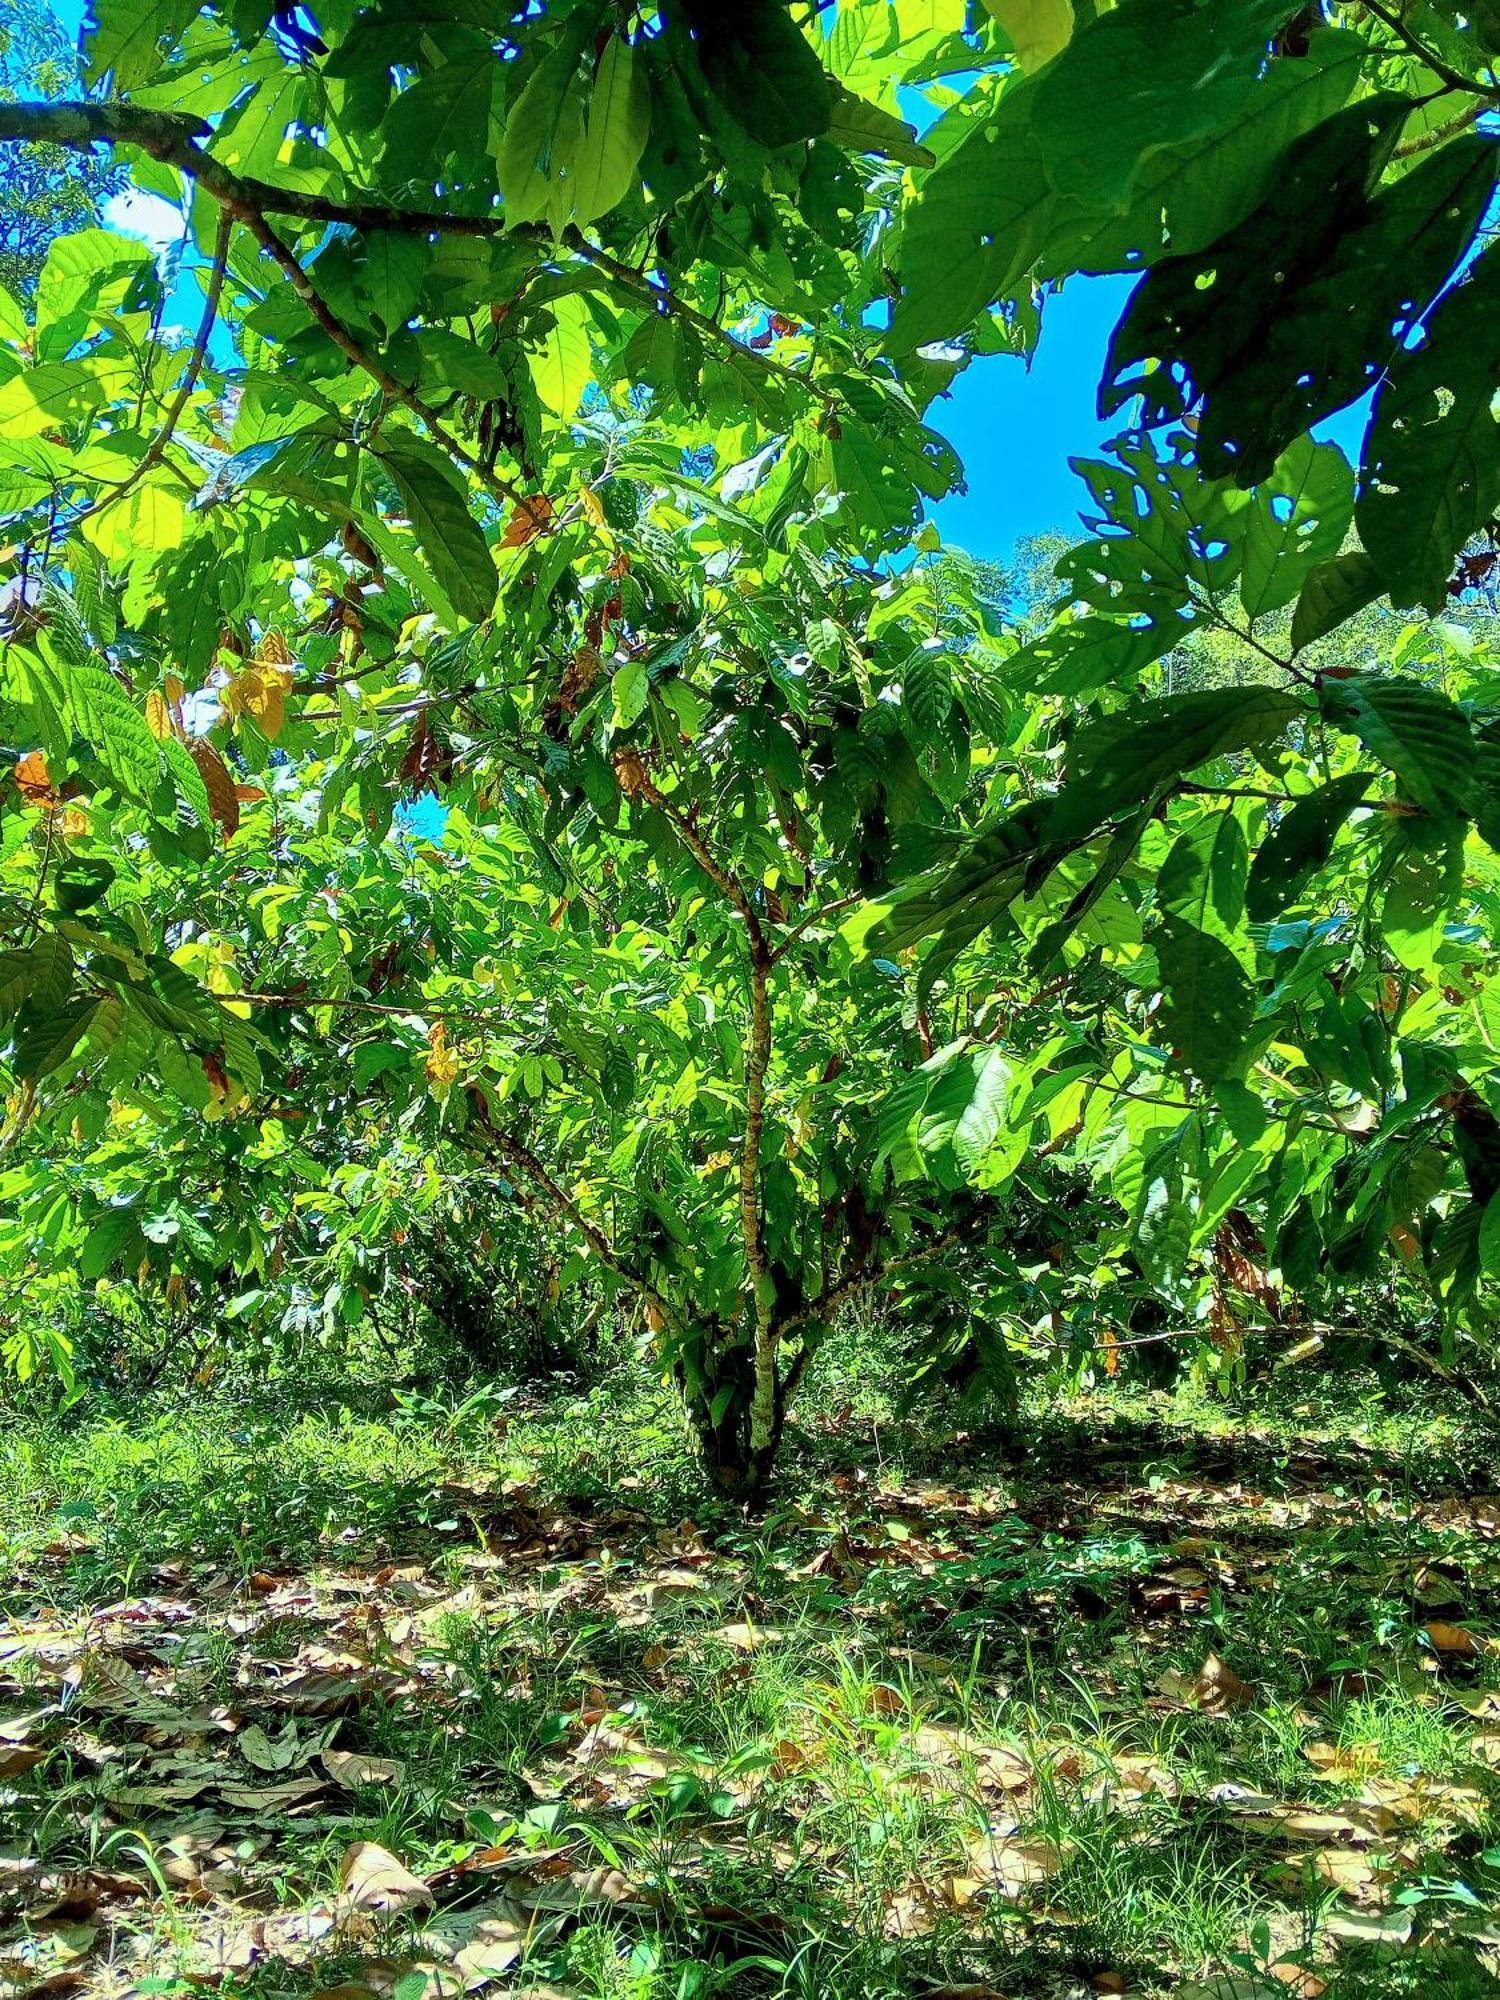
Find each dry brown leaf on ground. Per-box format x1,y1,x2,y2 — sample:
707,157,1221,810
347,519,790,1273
1158,1653,1255,1713
321,1748,406,1788
339,1841,435,1915
1205,1784,1397,1843
1423,1621,1488,1657
962,1827,1062,1897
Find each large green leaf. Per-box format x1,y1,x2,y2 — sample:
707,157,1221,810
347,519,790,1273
375,435,497,627
1104,110,1496,482
1032,0,1303,209
1154,918,1253,1082
1049,686,1303,840
1245,774,1369,921
1039,28,1363,277
1320,677,1475,818
1240,438,1354,620
85,0,201,86
1357,244,1500,615
1289,550,1383,652
889,84,1059,353
681,0,833,148
572,35,652,224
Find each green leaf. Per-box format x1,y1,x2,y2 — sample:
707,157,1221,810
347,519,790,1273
685,0,833,148
0,933,74,1027
61,659,164,802
1357,243,1500,616
1049,686,1303,840
982,0,1074,70
572,35,651,224
1245,774,1369,922
611,658,649,728
1320,677,1475,818
1033,0,1300,209
1383,828,1465,972
1104,110,1496,483
1289,550,1383,652
1154,917,1252,1082
12,998,98,1082
86,0,201,86
497,18,596,230
55,856,116,914
375,435,497,626
889,84,1059,353
528,293,594,418
902,642,953,736
1159,812,1249,944
825,82,933,166
1240,438,1354,620
1040,28,1363,278
383,55,500,185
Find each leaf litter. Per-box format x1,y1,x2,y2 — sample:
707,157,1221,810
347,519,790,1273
3,1406,1500,1997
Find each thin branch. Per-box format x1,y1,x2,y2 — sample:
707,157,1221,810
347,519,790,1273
625,764,768,951
236,989,511,1030
1359,0,1500,104
777,1222,971,1341
769,890,863,963
70,208,233,531
0,103,844,418
487,1128,681,1334
1394,98,1486,156
236,209,526,511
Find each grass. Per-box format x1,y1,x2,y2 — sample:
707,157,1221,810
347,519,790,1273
2,1349,1500,1998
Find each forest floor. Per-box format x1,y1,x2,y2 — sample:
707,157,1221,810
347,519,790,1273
3,1350,1500,2000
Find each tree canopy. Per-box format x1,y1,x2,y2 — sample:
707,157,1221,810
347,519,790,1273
2,0,1500,1492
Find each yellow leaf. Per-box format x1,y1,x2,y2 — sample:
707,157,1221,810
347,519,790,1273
981,0,1074,70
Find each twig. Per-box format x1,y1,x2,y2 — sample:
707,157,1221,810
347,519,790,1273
1359,0,1500,104
236,210,526,512
71,209,233,531
769,890,863,963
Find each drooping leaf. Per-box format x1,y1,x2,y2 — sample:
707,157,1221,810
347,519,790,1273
1103,109,1496,483
1357,243,1500,615
1320,677,1475,818
1245,774,1369,921
1240,438,1354,620
571,35,652,225
1289,549,1383,652
375,435,497,626
1154,917,1253,1082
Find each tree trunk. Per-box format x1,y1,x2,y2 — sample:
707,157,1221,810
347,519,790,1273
677,1343,786,1508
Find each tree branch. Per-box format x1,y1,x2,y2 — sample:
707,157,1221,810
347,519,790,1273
486,1128,682,1335
0,103,844,417
777,1221,972,1342
74,207,233,530
1358,0,1500,104
236,209,526,512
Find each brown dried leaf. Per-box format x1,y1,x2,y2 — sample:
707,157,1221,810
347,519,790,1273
501,494,554,546
189,738,240,838
321,1749,405,1788
1158,1652,1255,1713
339,1840,434,1914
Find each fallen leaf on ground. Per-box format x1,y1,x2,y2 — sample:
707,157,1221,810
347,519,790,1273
1159,1653,1255,1713
339,1841,434,1914
1423,1621,1485,1657
321,1748,405,1788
